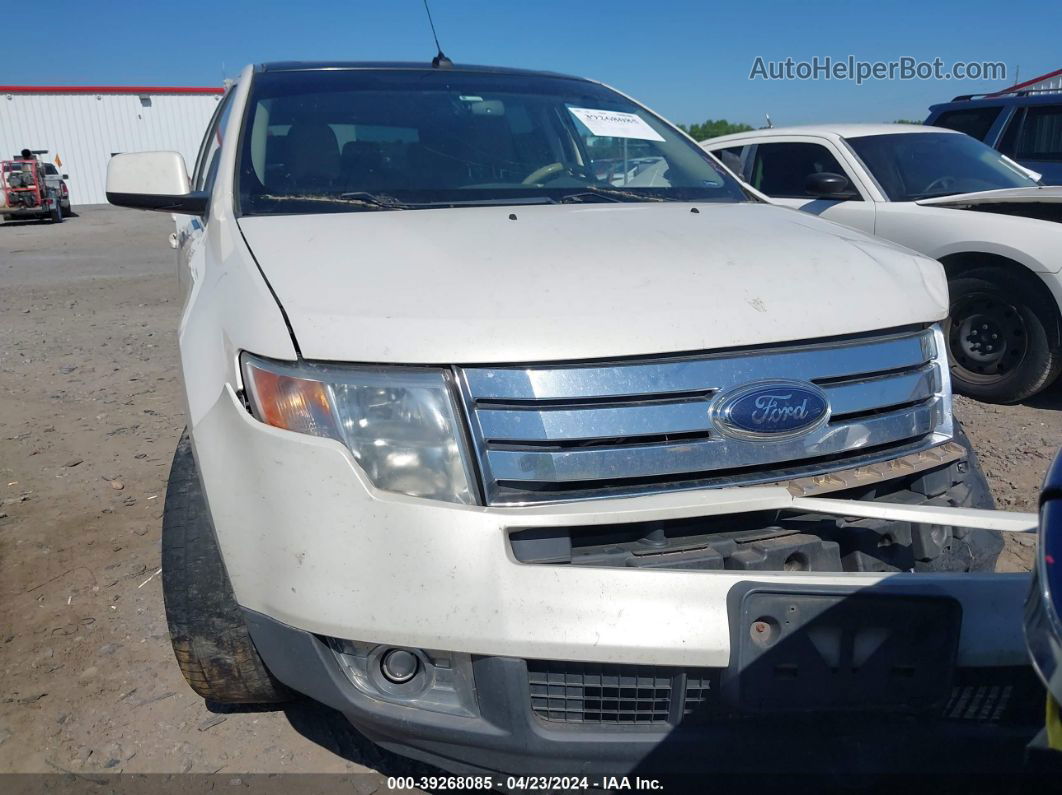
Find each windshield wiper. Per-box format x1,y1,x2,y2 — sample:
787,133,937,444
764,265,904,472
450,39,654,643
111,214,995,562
907,190,964,200
557,186,667,203
258,188,674,210
556,191,626,204
257,192,408,210
338,192,411,209
392,196,556,208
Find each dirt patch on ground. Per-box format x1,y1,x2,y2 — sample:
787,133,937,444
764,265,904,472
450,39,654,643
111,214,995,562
0,206,1059,774
955,393,1061,571
0,208,423,776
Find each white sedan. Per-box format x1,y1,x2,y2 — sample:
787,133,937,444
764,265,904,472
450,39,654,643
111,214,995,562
703,124,1062,403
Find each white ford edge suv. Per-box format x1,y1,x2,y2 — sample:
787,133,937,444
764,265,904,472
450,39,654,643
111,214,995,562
107,62,1041,778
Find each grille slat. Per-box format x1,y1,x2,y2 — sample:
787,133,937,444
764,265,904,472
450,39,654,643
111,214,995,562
459,328,948,504
463,330,934,401
478,399,713,443
822,364,938,418
484,402,939,483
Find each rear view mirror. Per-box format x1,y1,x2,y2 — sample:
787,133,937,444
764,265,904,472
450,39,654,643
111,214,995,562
805,171,857,200
1026,450,1062,710
106,151,207,214
61,173,69,180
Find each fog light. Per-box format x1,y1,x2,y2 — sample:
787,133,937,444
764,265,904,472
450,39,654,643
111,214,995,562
327,638,478,717
380,649,419,683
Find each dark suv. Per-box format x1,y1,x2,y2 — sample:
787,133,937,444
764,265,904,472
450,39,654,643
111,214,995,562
926,90,1062,184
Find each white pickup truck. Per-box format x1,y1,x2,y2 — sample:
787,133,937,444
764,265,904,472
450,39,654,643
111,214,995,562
702,125,1062,404
106,63,1041,778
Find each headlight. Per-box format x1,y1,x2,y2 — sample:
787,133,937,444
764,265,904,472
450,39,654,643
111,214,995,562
241,354,475,505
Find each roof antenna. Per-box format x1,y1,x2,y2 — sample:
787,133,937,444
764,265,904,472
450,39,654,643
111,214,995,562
423,0,452,68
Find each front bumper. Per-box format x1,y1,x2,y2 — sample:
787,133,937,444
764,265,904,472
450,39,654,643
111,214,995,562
196,385,1028,669
196,385,1044,774
245,604,1044,776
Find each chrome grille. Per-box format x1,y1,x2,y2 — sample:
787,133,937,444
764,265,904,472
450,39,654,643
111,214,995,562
457,327,952,505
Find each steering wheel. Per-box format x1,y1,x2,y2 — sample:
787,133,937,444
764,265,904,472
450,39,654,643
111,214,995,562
922,176,957,196
522,162,594,185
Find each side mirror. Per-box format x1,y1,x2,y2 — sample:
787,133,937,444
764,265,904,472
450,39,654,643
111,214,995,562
106,152,207,214
61,174,69,180
805,171,857,200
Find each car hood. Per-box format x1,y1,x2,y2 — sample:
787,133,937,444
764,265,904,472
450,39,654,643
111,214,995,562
238,202,947,364
915,185,1062,206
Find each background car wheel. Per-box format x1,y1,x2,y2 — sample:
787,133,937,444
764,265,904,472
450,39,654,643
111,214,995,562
50,202,62,223
946,267,1062,404
162,432,290,703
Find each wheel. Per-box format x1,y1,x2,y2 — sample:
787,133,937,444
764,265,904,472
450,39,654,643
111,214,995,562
945,267,1062,403
162,432,290,703
61,201,71,217
50,202,62,223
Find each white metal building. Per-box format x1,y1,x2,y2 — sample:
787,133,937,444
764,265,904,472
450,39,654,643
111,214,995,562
989,67,1062,96
0,85,223,205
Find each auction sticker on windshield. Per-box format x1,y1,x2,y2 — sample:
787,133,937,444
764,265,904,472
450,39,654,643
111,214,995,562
568,107,665,141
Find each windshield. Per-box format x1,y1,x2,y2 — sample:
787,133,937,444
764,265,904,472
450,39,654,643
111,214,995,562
237,69,748,214
846,132,1039,202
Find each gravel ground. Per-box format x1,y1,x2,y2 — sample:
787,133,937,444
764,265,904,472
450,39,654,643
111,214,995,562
0,205,1059,775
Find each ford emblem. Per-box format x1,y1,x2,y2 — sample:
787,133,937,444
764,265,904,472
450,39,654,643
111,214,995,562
711,380,830,440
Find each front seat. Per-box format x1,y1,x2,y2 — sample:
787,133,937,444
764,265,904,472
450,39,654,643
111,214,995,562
285,123,341,191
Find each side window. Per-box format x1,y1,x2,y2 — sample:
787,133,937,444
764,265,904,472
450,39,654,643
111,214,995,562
1010,105,1062,161
193,91,235,192
749,142,854,199
714,146,747,179
930,107,1001,141
998,108,1024,156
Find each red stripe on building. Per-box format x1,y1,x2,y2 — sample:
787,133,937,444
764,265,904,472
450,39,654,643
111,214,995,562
0,85,224,95
987,67,1062,96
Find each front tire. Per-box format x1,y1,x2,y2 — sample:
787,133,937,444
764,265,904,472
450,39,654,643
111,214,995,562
50,202,63,223
946,267,1062,403
162,432,289,703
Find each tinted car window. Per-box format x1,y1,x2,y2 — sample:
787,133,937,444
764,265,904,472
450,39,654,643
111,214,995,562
930,107,1001,141
748,142,849,198
847,132,1038,201
1011,105,1062,161
237,69,749,215
714,146,747,179
194,91,235,192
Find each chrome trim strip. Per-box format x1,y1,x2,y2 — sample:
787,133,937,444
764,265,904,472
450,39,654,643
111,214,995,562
477,399,712,442
485,400,940,483
824,364,938,418
462,329,933,401
782,440,966,497
489,436,949,505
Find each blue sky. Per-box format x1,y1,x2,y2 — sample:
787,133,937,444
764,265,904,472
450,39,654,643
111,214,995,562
12,0,1059,127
